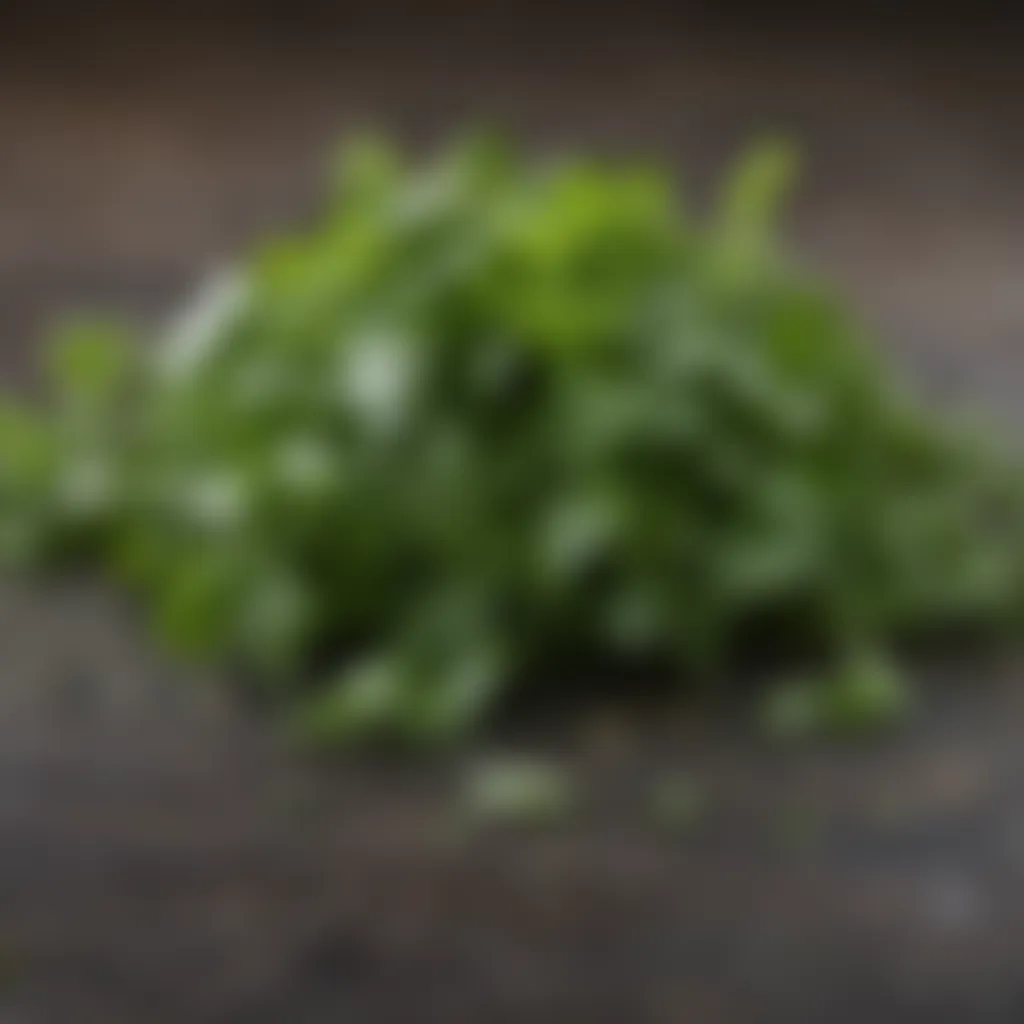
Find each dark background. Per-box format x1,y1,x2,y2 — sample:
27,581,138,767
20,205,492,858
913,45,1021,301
3,5,1024,1021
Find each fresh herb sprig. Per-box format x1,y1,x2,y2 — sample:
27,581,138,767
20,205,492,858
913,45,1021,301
2,134,1021,745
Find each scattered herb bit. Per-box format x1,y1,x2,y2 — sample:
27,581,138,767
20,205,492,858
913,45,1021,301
762,653,914,739
773,806,825,856
462,757,576,827
0,939,25,992
648,773,708,834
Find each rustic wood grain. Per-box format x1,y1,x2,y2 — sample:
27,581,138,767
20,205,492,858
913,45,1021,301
2,9,1024,1021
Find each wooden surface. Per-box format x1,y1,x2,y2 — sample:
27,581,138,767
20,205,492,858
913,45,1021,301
3,10,1024,1022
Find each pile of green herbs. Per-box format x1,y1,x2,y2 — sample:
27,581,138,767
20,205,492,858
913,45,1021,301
2,134,1022,745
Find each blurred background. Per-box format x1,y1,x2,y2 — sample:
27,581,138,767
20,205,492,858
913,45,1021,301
3,3,1024,1021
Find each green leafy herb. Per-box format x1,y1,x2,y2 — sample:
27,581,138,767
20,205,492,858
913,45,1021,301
2,132,1022,744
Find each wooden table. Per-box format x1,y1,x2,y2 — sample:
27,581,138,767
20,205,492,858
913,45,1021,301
2,8,1024,1021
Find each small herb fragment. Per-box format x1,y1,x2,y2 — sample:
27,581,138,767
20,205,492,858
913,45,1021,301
648,773,708,834
462,757,576,828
